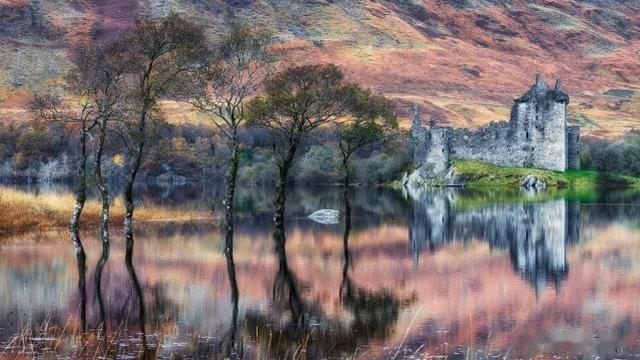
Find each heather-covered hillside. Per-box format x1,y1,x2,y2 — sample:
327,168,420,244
1,0,640,137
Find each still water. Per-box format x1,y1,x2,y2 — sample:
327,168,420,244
1,185,639,359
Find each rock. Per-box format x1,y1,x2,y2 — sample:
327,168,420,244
521,175,546,190
403,165,463,190
308,209,340,224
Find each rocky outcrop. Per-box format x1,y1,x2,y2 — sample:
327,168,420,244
401,165,463,190
520,175,546,190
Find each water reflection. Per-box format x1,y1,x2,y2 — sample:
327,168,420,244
341,188,405,344
407,188,580,293
1,186,640,358
125,240,150,358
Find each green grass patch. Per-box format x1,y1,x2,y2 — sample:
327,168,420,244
452,160,640,190
451,188,603,210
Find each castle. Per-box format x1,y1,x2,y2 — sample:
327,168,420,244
410,75,580,177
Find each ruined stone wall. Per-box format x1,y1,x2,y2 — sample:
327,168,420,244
447,121,531,168
409,76,578,175
567,126,581,170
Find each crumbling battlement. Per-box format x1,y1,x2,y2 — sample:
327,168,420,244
410,74,580,177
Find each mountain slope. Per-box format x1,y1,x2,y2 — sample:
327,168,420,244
1,0,639,137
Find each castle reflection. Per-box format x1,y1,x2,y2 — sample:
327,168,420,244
407,188,580,293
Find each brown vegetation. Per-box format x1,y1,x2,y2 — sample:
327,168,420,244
0,186,216,233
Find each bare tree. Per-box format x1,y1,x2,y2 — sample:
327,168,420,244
246,64,351,234
27,92,95,332
117,14,208,263
189,25,275,256
68,40,127,327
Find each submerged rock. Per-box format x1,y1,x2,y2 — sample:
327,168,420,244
308,209,341,224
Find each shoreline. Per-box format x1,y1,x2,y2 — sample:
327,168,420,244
0,186,218,234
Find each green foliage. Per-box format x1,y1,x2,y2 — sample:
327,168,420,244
238,150,278,184
581,133,640,177
297,146,341,183
246,64,353,179
338,85,398,160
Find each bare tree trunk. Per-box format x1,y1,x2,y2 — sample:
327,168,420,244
70,129,89,333
224,249,240,357
342,153,351,189
94,120,110,328
76,242,88,336
273,145,297,233
223,141,240,255
124,114,146,262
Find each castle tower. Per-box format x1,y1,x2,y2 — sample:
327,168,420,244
511,74,570,171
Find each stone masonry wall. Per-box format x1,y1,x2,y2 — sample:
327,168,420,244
411,75,580,176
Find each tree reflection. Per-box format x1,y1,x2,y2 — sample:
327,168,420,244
340,187,404,343
75,244,87,336
273,228,305,328
223,244,242,358
94,247,108,332
125,244,149,359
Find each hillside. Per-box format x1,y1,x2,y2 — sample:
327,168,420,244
1,0,640,137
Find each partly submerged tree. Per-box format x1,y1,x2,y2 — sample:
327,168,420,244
68,40,127,328
338,86,397,187
27,92,96,333
117,14,209,263
189,25,275,256
246,64,351,233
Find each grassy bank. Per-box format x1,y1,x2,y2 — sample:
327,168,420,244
453,160,640,189
0,187,216,233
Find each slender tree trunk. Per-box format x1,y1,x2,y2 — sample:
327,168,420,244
342,153,351,189
223,140,240,255
76,243,88,336
70,128,89,333
273,145,297,234
124,113,147,262
94,120,110,328
122,112,148,359
224,250,240,356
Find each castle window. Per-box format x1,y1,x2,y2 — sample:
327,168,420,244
442,148,445,153
525,131,529,140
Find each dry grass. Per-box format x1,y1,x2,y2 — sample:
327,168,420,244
0,186,217,233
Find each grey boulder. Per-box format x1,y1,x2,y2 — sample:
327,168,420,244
308,209,341,224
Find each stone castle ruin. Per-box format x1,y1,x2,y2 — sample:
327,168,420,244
410,75,581,178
